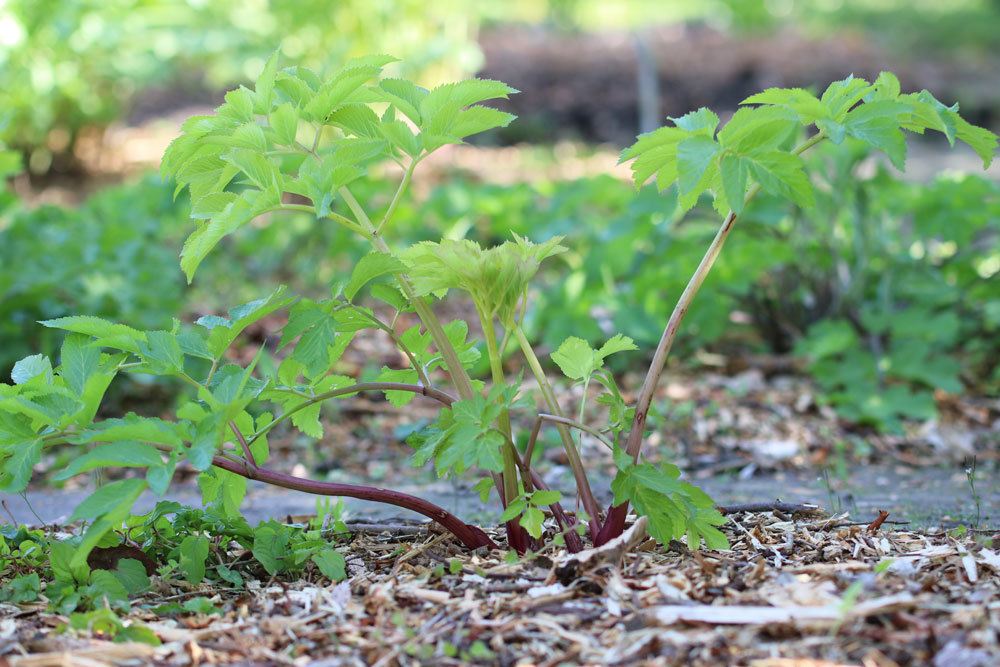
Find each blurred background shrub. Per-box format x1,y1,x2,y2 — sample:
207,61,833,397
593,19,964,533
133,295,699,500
0,0,997,433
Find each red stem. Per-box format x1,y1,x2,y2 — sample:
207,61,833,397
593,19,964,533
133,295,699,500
210,455,497,550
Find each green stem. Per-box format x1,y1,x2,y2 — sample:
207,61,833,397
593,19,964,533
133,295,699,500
247,381,456,447
355,307,431,387
338,185,476,401
378,158,420,234
478,309,519,508
623,130,825,462
513,327,601,534
259,203,365,235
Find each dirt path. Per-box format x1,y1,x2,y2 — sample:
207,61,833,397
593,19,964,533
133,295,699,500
4,465,993,530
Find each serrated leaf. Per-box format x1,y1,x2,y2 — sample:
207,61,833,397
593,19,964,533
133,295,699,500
669,108,719,136
843,100,909,169
39,317,145,350
550,337,596,381
720,153,750,213
312,549,346,581
552,334,636,382
178,535,210,584
137,330,184,375
597,334,638,358
377,78,427,124
293,317,337,379
620,126,687,188
741,87,826,123
190,192,238,220
380,119,421,157
229,122,268,152
447,106,516,141
11,355,52,385
223,148,278,190
0,439,42,492
345,253,405,301
304,65,384,121
868,71,901,102
198,467,246,518
269,103,299,145
54,443,162,480
80,415,183,447
744,150,814,208
254,51,281,113
676,135,720,210
279,300,328,350
113,559,151,596
329,104,382,138
820,75,873,120
530,490,562,506
499,498,527,523
222,87,255,122
419,79,517,150
370,283,410,311
187,412,224,471
612,463,727,550
717,106,799,153
520,507,545,539
71,478,146,522
955,116,997,169
181,188,278,282
201,286,294,359
252,523,289,575
815,117,846,144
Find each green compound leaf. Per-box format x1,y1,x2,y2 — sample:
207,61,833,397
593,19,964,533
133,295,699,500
612,459,728,550
551,334,637,382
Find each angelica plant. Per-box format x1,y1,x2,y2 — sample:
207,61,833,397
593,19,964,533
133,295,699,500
0,53,994,569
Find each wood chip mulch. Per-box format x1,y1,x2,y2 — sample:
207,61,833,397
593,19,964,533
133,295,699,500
2,511,997,666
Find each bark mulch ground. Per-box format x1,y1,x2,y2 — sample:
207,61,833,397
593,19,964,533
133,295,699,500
2,510,996,666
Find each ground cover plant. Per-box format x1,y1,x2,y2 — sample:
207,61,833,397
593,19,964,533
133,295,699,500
0,53,995,597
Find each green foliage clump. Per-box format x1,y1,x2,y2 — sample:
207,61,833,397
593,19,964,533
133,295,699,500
0,176,188,374
0,502,348,643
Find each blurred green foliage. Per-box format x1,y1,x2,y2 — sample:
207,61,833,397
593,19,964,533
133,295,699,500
0,176,187,373
0,0,480,159
5,0,996,163
502,0,1000,55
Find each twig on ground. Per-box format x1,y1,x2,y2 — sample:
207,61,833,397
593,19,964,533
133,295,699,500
717,501,824,516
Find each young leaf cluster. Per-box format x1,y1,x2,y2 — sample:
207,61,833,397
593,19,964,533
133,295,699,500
161,53,516,281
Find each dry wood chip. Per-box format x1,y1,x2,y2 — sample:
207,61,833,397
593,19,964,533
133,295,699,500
645,593,915,626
